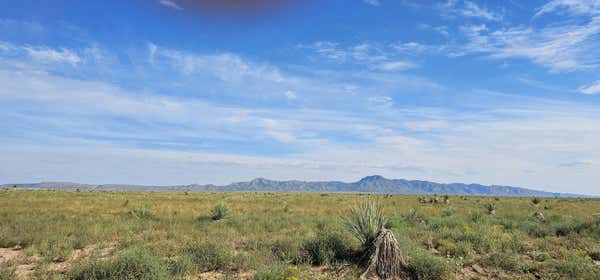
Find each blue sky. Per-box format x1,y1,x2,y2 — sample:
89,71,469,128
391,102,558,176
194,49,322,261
1,0,599,194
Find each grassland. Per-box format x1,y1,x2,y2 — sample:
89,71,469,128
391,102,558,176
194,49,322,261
1,189,599,279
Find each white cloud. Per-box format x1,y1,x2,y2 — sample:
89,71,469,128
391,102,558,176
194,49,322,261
457,17,600,72
374,60,416,71
367,96,393,108
303,41,419,71
158,0,183,10
440,0,502,21
579,80,600,94
535,0,600,17
284,90,297,99
418,24,450,37
364,0,380,6
24,46,81,66
152,44,286,82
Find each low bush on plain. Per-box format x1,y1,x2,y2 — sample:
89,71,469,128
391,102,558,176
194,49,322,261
69,248,167,280
302,231,352,265
181,241,232,272
210,202,229,221
406,250,453,280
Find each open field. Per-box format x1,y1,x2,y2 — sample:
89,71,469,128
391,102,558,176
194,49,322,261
1,189,600,279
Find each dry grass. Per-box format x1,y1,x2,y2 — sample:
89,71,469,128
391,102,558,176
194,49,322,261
1,189,599,279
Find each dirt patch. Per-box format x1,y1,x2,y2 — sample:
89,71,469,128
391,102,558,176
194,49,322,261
196,266,354,280
47,242,118,274
198,270,254,279
1,242,118,279
0,246,27,263
0,246,35,279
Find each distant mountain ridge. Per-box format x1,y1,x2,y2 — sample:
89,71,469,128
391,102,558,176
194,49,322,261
2,175,590,197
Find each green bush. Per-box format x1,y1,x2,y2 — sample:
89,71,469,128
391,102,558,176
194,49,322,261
589,249,600,261
165,256,193,278
407,251,452,280
210,202,229,221
181,241,232,272
68,248,168,280
553,254,600,279
302,232,351,265
270,238,302,263
483,252,526,272
441,207,455,217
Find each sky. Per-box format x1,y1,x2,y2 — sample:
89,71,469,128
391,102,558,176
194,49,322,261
0,0,599,194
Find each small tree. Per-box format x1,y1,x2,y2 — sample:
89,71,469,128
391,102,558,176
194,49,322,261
532,197,541,205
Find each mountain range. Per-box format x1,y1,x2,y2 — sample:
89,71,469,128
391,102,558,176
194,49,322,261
2,175,589,197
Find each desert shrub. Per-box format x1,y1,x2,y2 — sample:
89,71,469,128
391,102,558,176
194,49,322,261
343,200,386,249
406,251,452,280
181,241,232,272
441,207,455,217
553,254,600,279
44,237,73,262
401,209,428,226
129,208,158,220
210,202,229,221
483,203,496,215
549,216,583,236
532,197,541,205
589,248,600,261
523,221,552,237
574,216,600,236
436,239,473,258
468,211,485,223
0,262,17,280
165,256,193,278
69,248,167,280
302,232,351,265
270,238,302,263
483,252,527,272
252,265,300,280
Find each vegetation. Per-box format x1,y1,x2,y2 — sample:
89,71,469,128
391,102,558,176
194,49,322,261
343,199,386,249
1,189,599,279
69,248,167,280
210,201,229,221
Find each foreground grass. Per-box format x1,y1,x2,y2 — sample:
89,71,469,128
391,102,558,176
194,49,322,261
1,189,599,279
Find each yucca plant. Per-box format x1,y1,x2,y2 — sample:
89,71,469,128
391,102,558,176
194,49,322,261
343,199,386,249
484,202,496,215
210,202,229,221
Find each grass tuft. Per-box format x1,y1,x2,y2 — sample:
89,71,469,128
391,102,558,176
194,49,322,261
68,248,167,280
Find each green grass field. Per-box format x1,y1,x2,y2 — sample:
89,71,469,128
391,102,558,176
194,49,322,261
1,189,599,279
